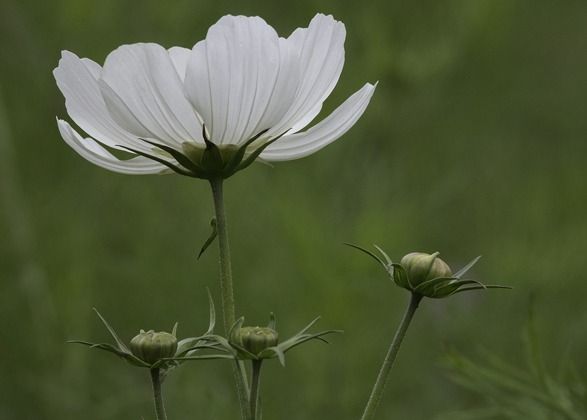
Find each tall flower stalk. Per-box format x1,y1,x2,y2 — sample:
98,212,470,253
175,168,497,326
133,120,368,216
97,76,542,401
209,177,250,419
209,178,236,332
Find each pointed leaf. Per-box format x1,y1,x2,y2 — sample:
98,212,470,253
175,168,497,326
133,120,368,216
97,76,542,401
162,354,235,362
197,218,217,259
271,347,286,366
93,308,130,353
295,316,321,337
206,287,216,335
373,244,392,266
454,256,482,279
229,317,245,342
450,285,512,296
267,312,277,330
344,243,386,267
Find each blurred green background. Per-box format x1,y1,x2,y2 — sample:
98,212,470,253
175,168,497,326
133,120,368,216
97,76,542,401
1,0,587,418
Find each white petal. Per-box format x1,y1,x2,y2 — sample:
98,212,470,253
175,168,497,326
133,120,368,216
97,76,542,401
268,14,346,135
287,102,322,134
100,43,202,146
57,119,168,175
260,83,376,161
53,51,149,152
184,16,299,145
168,46,191,81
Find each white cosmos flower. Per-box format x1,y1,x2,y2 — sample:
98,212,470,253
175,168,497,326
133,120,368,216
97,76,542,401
54,13,376,178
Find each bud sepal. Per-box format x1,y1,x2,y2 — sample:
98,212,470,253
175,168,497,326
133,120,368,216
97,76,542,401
203,313,341,366
68,290,232,372
346,243,511,299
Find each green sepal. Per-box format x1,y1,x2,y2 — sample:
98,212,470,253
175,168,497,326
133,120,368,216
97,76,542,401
220,314,340,363
120,125,285,180
448,284,512,296
138,138,205,176
223,129,269,174
391,263,411,289
235,130,288,172
413,276,456,297
119,145,195,177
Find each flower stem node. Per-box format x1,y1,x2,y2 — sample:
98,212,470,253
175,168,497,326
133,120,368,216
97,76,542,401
130,330,178,365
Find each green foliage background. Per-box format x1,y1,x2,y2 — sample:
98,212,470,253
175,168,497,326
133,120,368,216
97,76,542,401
1,0,586,418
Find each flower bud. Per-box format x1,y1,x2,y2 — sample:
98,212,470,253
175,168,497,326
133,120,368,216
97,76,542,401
400,252,452,287
235,326,279,356
130,330,178,365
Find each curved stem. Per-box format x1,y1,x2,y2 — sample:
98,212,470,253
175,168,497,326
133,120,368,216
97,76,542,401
249,360,263,420
360,293,423,420
209,178,249,419
150,368,167,420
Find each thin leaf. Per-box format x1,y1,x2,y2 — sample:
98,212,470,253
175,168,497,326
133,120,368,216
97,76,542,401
454,256,482,279
267,312,276,330
294,316,321,337
373,244,392,266
93,308,130,353
162,354,235,361
197,218,217,259
206,287,216,335
449,285,511,296
344,242,385,267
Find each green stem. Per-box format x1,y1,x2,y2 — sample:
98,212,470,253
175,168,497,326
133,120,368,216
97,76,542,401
360,293,423,420
150,368,167,420
209,178,236,331
209,178,249,420
249,360,263,420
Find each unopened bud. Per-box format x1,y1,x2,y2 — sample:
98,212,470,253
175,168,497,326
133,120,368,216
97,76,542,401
400,252,452,287
235,326,279,356
130,330,177,365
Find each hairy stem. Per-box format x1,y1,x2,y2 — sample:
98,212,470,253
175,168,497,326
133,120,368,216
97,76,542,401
360,293,422,420
209,178,236,331
150,368,167,420
209,178,249,419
